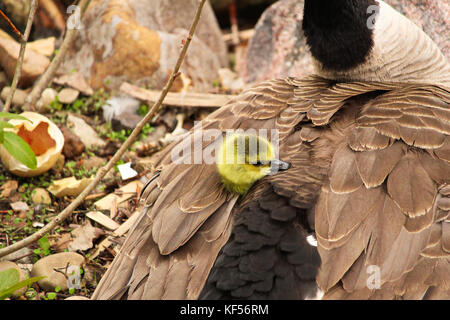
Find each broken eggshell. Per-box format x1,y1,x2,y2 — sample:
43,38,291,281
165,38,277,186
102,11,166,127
0,112,64,177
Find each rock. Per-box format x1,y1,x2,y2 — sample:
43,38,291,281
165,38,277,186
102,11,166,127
387,0,449,59
30,252,85,291
111,112,143,132
27,37,56,57
60,126,86,159
58,0,228,93
0,87,28,106
0,261,28,297
243,0,449,84
67,114,106,148
31,188,52,205
65,296,90,300
37,88,57,110
0,247,33,264
218,68,245,92
103,96,142,131
82,156,105,171
243,0,313,84
0,37,50,87
58,88,80,105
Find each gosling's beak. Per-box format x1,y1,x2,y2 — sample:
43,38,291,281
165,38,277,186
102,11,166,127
269,159,291,175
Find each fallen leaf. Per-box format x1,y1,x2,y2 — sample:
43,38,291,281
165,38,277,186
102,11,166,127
10,201,29,213
0,180,18,198
49,232,72,252
68,221,104,252
48,176,93,198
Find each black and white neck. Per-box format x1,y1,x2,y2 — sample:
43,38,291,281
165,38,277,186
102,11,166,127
302,0,450,85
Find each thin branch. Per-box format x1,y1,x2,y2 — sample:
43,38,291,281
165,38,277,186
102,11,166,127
0,0,208,258
23,0,91,111
0,8,24,40
2,0,38,113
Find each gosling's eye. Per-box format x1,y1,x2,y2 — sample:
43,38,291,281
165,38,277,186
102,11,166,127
253,160,269,167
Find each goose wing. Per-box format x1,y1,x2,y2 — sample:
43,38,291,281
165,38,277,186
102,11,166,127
315,84,450,299
91,78,307,300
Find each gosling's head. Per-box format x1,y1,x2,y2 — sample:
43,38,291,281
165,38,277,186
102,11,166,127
216,133,291,195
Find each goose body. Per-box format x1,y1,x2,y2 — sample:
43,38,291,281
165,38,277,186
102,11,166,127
92,0,450,300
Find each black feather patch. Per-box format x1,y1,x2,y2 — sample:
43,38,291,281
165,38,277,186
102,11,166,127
303,0,378,71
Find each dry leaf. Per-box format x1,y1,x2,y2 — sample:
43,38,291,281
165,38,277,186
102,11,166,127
0,180,18,198
10,201,29,213
68,221,104,252
50,232,72,252
48,176,93,198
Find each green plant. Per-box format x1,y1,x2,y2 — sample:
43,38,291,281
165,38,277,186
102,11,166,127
0,268,45,300
33,234,52,257
43,292,57,300
0,112,37,170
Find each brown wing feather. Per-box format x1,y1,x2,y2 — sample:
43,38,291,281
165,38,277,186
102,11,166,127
317,83,450,299
92,78,311,300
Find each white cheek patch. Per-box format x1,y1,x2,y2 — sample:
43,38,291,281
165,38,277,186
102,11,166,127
306,234,318,247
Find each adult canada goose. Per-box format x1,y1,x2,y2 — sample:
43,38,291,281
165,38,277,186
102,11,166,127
92,0,450,300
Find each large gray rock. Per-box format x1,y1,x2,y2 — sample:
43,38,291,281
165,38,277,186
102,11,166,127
243,0,449,84
59,0,228,93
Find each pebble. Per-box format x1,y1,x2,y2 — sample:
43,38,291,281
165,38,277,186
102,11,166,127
31,188,52,205
30,252,85,291
0,261,28,297
58,88,80,105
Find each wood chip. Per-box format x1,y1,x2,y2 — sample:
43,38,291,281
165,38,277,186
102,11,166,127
94,180,143,211
120,82,235,108
86,211,120,230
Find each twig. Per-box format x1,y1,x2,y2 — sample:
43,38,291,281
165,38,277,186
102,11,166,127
0,8,24,40
23,0,91,111
2,0,38,113
0,0,208,258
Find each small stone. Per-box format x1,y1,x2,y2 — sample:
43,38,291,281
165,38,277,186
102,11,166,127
111,111,143,131
67,115,106,148
0,261,28,297
30,252,85,291
31,188,52,205
37,88,57,110
60,126,85,159
65,296,90,300
0,247,33,264
0,87,28,106
58,88,80,105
